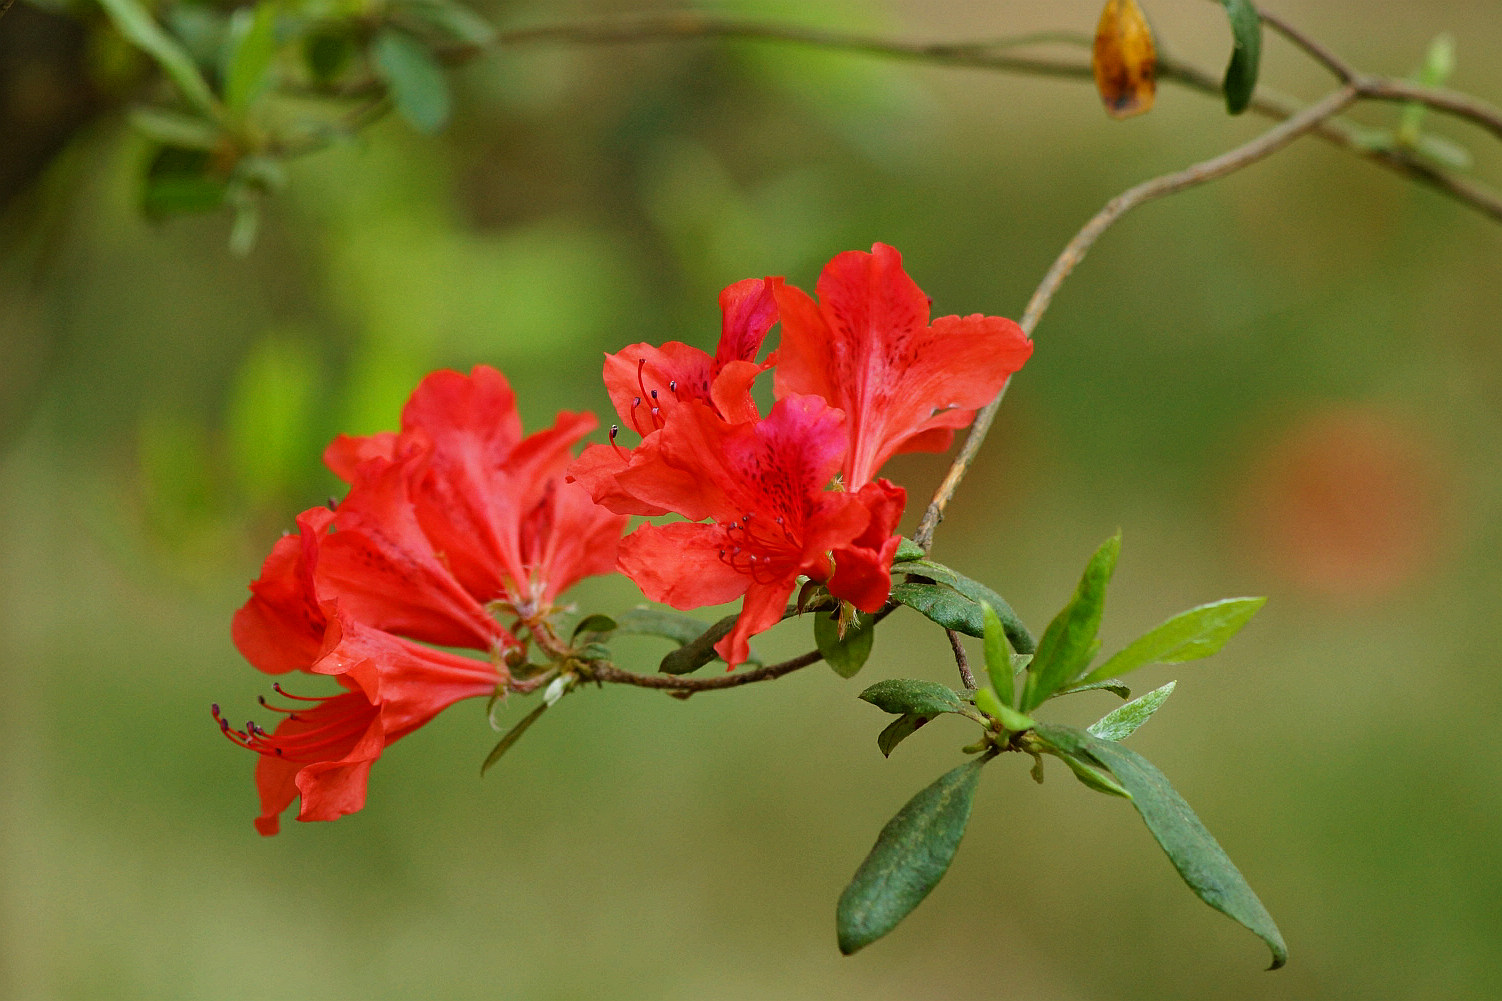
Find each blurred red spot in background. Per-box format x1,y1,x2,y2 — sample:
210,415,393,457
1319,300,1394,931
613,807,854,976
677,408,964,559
1235,406,1452,600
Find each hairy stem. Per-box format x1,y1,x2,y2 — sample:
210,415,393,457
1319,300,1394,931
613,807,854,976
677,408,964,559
947,629,976,690
912,85,1361,549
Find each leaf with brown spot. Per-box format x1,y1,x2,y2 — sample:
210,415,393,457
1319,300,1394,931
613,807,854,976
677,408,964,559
1093,0,1158,119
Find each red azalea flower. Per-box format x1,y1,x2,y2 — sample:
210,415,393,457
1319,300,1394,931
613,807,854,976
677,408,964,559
570,277,781,515
614,395,904,668
326,366,626,617
214,616,502,834
223,365,627,832
774,242,1034,487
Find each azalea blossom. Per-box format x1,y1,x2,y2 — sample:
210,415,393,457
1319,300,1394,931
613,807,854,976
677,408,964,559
220,366,627,833
570,277,781,515
773,242,1034,487
614,395,904,668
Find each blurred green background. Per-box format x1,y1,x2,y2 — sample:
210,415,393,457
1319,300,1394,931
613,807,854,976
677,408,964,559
3,0,1501,997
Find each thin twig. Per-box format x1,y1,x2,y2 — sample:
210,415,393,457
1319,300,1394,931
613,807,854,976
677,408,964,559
913,85,1360,549
586,603,897,694
0,0,15,22
1352,77,1502,142
483,14,1502,226
947,629,976,689
587,648,824,693
1159,56,1502,221
493,14,1097,79
1258,8,1356,83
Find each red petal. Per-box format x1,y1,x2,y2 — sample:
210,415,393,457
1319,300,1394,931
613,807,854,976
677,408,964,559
317,456,508,652
714,578,797,670
232,507,335,674
249,686,383,834
715,277,782,367
603,341,715,436
519,480,630,607
617,521,750,610
774,244,1033,486
324,432,398,483
566,443,672,517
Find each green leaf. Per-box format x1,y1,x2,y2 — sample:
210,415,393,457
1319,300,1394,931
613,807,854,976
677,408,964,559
372,28,451,134
837,758,985,954
981,602,1015,708
1022,534,1120,711
222,1,279,115
1081,596,1265,686
972,686,1005,719
141,146,226,218
480,701,548,775
876,713,936,758
892,537,925,562
1087,681,1176,741
1057,678,1132,699
815,609,875,679
890,580,983,636
571,613,618,640
1398,34,1458,150
128,108,221,150
1217,0,1262,114
991,701,1037,734
98,0,222,117
657,611,741,675
859,679,964,717
900,559,1034,654
612,607,717,647
1033,723,1288,969
305,32,355,84
1048,746,1131,798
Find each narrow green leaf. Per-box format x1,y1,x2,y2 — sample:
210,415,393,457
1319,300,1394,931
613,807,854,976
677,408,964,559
859,679,964,716
1081,596,1265,686
480,701,548,775
372,28,451,134
612,607,719,646
876,713,936,758
1398,34,1457,149
816,609,875,679
141,146,226,218
658,611,742,674
991,702,1037,734
305,32,355,83
128,108,221,150
1022,534,1120,711
1088,681,1176,741
228,197,261,256
97,0,221,117
1057,678,1132,699
901,559,1034,653
571,613,618,640
981,602,1015,708
1217,0,1262,114
222,1,279,114
892,537,926,562
837,758,985,954
1034,722,1287,969
972,686,1005,720
1048,746,1131,798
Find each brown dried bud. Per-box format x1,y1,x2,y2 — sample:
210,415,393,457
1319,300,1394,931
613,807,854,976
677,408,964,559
1093,0,1158,119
